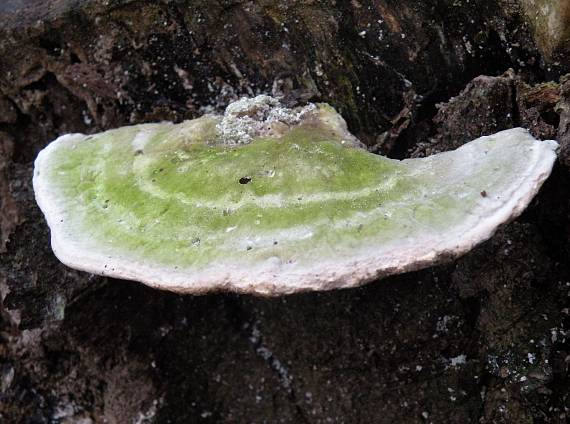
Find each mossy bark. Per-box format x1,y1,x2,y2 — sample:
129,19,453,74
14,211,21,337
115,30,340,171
521,0,570,60
1,1,569,422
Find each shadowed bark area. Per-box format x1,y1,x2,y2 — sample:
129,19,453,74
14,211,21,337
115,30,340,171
0,1,569,422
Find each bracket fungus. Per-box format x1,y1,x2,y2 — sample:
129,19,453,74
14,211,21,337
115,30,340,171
33,96,558,295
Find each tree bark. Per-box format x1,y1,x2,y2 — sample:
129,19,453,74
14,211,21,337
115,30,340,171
1,1,568,422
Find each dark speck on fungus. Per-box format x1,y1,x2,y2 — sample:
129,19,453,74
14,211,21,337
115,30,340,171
239,177,252,184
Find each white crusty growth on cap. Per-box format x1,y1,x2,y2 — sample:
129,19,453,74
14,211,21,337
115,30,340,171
33,96,558,295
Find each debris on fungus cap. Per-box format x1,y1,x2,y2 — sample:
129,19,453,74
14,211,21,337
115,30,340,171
33,96,558,295
216,95,361,147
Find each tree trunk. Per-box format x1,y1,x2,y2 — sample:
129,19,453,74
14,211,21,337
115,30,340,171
1,1,568,422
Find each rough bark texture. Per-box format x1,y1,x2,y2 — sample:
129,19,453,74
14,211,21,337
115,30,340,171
0,1,569,423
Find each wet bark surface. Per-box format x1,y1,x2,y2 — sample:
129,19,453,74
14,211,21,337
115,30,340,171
0,1,569,422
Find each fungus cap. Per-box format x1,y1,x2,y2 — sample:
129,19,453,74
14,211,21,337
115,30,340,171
33,97,558,295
